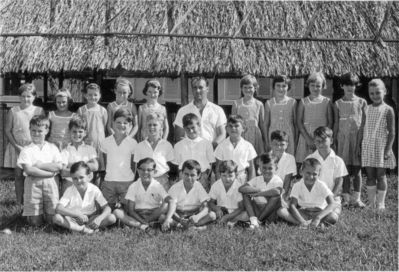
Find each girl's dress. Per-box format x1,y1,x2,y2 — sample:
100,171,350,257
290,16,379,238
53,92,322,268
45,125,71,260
295,96,330,163
335,97,366,166
361,103,396,169
266,97,297,155
77,104,107,170
139,103,167,140
107,101,137,128
48,111,76,150
4,105,43,167
234,98,265,155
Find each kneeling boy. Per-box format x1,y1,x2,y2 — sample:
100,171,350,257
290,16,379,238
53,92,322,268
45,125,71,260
53,161,116,234
113,158,176,232
168,160,213,229
277,158,339,228
239,153,283,229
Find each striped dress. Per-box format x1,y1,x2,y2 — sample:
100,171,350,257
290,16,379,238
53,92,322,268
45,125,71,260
361,103,396,169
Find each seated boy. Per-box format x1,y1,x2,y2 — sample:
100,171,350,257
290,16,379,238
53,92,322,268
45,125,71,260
17,115,64,226
215,115,257,184
53,161,116,234
173,113,215,191
270,130,297,203
306,126,347,216
134,113,174,191
100,108,137,209
168,160,213,230
113,158,176,232
239,153,282,229
60,116,98,193
207,160,247,227
277,158,339,228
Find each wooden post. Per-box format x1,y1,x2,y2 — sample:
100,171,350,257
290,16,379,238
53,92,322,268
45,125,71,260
180,72,188,105
213,74,218,104
43,74,48,103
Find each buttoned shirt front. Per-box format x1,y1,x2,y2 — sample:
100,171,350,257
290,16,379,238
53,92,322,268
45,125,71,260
247,175,283,204
125,179,168,210
168,180,210,211
173,101,227,142
290,179,333,210
61,143,97,181
275,152,297,181
173,137,215,171
209,179,242,213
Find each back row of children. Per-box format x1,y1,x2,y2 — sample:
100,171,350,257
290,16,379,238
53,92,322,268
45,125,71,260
5,73,396,227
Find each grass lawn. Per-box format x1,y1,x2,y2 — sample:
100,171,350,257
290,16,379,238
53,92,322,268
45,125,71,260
0,175,397,271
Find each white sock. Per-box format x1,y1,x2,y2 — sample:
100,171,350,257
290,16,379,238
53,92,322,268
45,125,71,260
249,216,259,225
376,190,387,209
352,191,361,202
191,207,209,223
342,193,351,202
367,186,377,208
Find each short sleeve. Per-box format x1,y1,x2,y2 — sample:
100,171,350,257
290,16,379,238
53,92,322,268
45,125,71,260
165,142,174,162
60,149,69,166
16,148,32,168
286,155,297,176
94,189,108,208
334,157,348,179
290,183,300,200
58,188,73,207
99,138,108,154
208,183,218,200
157,184,168,199
247,177,258,188
247,143,257,161
206,141,216,163
51,145,63,163
172,144,182,165
133,144,143,163
197,185,210,203
214,143,224,160
129,139,138,155
173,109,184,128
87,146,98,160
216,106,227,127
124,184,136,202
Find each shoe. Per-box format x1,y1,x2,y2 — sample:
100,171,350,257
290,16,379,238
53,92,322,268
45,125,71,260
82,227,94,234
249,220,260,230
140,224,149,231
376,205,386,214
351,200,366,208
189,225,207,231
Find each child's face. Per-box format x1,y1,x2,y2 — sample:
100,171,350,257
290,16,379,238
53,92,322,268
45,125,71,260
220,171,236,187
226,122,244,138
192,79,208,101
147,119,162,138
241,84,255,98
30,124,49,144
71,167,91,191
309,79,323,97
138,162,156,183
115,85,130,103
184,123,200,139
271,139,288,156
260,161,276,181
342,84,356,96
301,164,321,184
274,82,289,97
182,168,199,185
314,136,332,152
56,96,69,112
146,86,160,100
70,126,87,143
20,91,35,108
113,116,132,135
369,86,385,104
85,89,101,105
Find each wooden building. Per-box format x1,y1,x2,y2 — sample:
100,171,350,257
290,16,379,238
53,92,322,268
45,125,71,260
0,1,398,167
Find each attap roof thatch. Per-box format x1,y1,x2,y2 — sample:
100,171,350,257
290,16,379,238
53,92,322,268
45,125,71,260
0,1,399,77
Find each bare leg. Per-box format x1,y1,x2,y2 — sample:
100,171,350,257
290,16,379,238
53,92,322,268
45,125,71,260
53,214,86,232
14,167,24,205
242,195,256,218
145,203,169,223
196,211,217,226
365,167,377,208
375,168,387,211
322,212,338,225
113,209,141,228
277,207,300,225
258,196,280,222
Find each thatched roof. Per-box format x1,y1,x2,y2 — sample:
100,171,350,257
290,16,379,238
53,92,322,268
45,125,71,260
1,1,399,77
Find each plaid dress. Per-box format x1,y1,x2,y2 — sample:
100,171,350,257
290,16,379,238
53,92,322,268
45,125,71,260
361,103,396,169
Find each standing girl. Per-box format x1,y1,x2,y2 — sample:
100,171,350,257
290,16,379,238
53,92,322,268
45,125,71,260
4,83,44,204
77,83,107,170
296,72,333,163
333,73,367,207
138,79,169,141
360,79,396,212
231,74,266,155
264,75,297,155
106,78,138,138
48,88,76,150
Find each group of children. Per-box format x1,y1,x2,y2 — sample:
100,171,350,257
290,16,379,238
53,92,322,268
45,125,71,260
4,72,396,233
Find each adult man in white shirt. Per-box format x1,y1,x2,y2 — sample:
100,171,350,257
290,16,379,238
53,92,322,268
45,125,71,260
174,77,227,148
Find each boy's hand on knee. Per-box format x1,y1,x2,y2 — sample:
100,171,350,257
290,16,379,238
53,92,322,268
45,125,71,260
215,208,224,219
75,214,89,225
310,217,321,228
88,217,102,230
299,220,311,229
161,218,173,232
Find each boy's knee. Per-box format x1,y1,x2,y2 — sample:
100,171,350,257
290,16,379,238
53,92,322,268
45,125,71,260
324,212,339,225
53,214,63,225
113,208,125,219
277,207,288,218
208,211,217,220
106,214,117,225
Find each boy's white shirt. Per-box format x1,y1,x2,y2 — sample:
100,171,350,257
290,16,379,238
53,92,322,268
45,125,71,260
209,179,242,213
275,152,297,181
134,139,174,177
306,149,348,191
214,137,257,172
168,180,210,211
17,141,63,176
173,136,215,171
100,135,137,182
61,143,97,181
59,183,107,215
290,179,333,210
247,175,283,204
125,178,168,210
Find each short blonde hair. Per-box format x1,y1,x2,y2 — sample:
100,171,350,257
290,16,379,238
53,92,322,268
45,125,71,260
368,78,386,92
306,72,326,89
